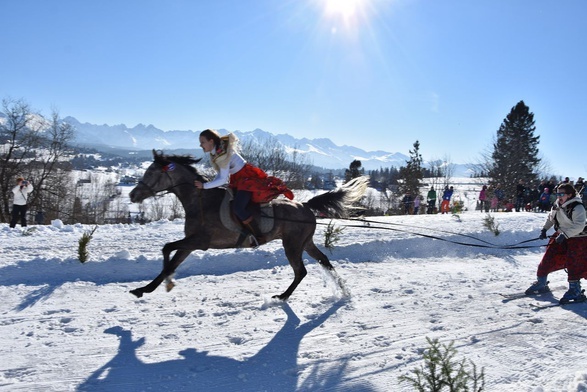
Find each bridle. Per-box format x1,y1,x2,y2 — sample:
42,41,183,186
137,163,191,198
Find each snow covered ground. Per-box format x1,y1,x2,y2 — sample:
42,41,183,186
1,211,587,391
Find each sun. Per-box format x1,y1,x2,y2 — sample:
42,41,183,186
324,0,365,21
325,0,359,19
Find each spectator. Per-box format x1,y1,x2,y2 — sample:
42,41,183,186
413,195,420,215
515,179,526,212
494,184,505,210
426,186,437,214
479,185,489,212
575,177,586,206
440,186,453,214
402,191,413,215
539,188,551,212
10,177,34,229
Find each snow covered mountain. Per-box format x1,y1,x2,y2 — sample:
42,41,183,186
63,117,472,175
63,117,409,170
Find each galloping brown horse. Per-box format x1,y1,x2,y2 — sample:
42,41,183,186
129,150,368,300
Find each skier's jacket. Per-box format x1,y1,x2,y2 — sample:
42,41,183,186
543,196,587,239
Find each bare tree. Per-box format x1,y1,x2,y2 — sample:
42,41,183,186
0,98,74,224
0,98,42,221
239,137,312,189
28,111,75,208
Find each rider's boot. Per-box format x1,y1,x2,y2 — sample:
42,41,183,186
242,216,264,248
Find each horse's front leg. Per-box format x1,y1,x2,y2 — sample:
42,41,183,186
130,236,204,298
163,249,193,292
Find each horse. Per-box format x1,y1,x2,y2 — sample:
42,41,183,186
128,150,369,301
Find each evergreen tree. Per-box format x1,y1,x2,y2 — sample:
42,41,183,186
488,101,540,199
398,140,424,195
344,160,363,183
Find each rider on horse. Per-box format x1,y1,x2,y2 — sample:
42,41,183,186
194,129,294,246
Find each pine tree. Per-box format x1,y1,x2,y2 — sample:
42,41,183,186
488,101,540,198
344,160,363,183
398,140,424,195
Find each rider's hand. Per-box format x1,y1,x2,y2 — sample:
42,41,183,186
539,229,547,240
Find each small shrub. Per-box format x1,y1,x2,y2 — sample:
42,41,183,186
451,200,464,214
22,227,38,236
399,337,485,392
324,220,345,254
483,213,500,236
78,226,98,263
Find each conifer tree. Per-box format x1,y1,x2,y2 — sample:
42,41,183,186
488,101,540,198
398,140,423,195
344,160,363,183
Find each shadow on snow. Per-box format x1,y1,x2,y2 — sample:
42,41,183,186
76,300,376,392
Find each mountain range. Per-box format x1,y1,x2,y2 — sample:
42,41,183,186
62,117,470,175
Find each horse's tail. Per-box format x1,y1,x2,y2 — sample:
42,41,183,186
304,176,369,218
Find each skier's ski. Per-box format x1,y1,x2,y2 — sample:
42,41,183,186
499,286,565,302
530,299,586,310
499,292,530,302
530,289,587,309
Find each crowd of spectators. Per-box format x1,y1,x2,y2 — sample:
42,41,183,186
477,177,586,213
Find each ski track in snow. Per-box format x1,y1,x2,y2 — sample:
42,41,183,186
2,213,587,391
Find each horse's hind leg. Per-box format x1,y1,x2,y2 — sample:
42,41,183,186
274,238,308,301
304,239,334,270
305,239,350,297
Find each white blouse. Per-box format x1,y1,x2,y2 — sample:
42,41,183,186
203,151,246,189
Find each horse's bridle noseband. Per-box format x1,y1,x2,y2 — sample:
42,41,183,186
137,164,197,198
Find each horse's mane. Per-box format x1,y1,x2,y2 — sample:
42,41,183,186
152,150,205,178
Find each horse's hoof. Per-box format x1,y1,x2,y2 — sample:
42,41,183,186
166,281,175,292
130,289,143,298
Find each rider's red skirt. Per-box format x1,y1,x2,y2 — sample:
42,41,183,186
229,163,294,203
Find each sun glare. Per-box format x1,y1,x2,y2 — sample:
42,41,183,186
324,0,365,21
319,0,375,33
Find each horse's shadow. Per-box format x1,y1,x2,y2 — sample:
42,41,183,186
77,300,376,392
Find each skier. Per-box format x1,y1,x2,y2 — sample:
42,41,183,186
525,183,587,304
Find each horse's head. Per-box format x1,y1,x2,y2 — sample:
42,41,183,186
129,150,202,203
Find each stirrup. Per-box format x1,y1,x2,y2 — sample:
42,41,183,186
235,230,260,248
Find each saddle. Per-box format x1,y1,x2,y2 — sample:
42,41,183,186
219,189,275,234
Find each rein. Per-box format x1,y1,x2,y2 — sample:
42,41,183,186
335,219,544,250
138,173,193,198
138,167,205,224
259,212,545,250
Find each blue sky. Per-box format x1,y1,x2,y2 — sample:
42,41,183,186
1,0,586,179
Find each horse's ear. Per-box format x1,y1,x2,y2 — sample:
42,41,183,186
153,149,165,162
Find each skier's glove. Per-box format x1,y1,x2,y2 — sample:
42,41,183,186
555,233,567,244
539,229,547,240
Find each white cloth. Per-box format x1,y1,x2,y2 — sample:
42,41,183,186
203,151,246,189
543,196,586,238
12,183,33,205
